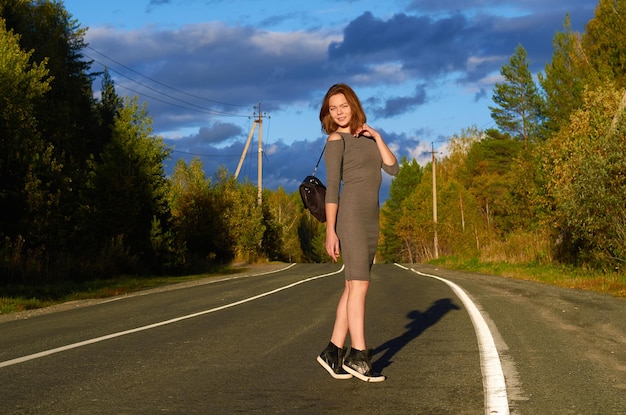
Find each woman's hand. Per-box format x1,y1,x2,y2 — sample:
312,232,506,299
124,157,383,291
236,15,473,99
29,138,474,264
355,123,381,141
356,123,397,168
326,231,340,262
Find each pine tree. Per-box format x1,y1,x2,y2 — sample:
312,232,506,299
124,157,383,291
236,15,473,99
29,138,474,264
489,44,545,145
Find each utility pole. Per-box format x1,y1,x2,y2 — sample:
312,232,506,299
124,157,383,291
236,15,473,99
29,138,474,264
234,103,267,206
432,142,439,259
234,123,257,179
256,103,264,206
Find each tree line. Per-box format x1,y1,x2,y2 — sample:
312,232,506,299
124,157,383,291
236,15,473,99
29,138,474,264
379,0,626,271
1,0,625,286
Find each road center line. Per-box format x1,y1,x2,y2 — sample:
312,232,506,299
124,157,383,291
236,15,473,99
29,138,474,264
0,264,343,369
394,264,510,415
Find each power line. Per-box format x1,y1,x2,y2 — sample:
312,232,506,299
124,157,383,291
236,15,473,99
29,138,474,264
86,45,248,108
105,68,246,117
171,149,241,158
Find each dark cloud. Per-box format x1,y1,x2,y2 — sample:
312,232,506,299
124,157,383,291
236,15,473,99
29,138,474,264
329,12,471,79
367,84,428,118
328,5,593,86
182,122,244,147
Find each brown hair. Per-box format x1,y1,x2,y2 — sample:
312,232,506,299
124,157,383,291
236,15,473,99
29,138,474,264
319,83,367,135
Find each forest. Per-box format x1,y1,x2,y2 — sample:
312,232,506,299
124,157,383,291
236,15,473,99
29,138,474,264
1,0,625,286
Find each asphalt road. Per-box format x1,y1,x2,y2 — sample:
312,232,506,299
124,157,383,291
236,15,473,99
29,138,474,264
0,263,625,414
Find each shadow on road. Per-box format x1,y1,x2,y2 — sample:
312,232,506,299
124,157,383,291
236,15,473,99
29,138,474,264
372,298,460,372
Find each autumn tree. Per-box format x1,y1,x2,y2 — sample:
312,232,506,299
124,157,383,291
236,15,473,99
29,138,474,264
395,167,437,263
434,179,482,258
264,187,305,262
167,158,232,269
298,212,326,263
437,127,485,256
461,130,524,237
539,85,626,267
211,168,265,263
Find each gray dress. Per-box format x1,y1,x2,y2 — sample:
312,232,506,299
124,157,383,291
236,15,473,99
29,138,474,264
324,132,399,280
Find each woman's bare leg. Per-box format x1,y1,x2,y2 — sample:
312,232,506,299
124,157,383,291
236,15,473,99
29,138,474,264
330,279,350,347
329,279,369,350
346,280,369,350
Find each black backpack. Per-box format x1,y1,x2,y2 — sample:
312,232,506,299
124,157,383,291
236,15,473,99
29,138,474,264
299,175,326,222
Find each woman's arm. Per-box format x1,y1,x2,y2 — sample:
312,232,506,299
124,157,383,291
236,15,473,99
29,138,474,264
325,202,340,262
324,133,344,262
355,124,398,171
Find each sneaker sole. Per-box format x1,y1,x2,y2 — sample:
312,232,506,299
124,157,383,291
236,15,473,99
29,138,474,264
342,363,386,383
317,356,353,379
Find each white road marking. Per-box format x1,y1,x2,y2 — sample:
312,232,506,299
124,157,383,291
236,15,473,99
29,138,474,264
0,264,343,369
99,263,299,304
394,264,510,415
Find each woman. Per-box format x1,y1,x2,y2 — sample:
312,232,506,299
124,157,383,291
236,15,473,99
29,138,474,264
316,83,399,382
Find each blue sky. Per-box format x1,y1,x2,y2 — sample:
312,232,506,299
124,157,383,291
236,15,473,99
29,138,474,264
63,0,597,198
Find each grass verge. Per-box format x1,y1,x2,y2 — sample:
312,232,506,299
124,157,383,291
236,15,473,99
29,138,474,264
431,257,626,298
0,266,241,315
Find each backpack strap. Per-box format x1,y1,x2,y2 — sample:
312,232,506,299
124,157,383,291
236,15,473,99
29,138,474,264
312,145,325,175
313,135,345,175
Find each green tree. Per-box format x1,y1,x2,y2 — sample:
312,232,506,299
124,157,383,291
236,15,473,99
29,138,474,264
538,15,591,134
95,68,122,148
0,17,65,283
89,96,171,270
490,44,545,145
2,0,99,261
582,0,626,88
0,17,52,239
3,0,96,156
379,157,423,262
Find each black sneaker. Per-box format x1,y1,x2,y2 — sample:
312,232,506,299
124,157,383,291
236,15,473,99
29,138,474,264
317,342,353,379
342,348,386,382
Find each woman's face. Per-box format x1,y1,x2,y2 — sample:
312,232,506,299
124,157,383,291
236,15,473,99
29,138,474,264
328,93,352,131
